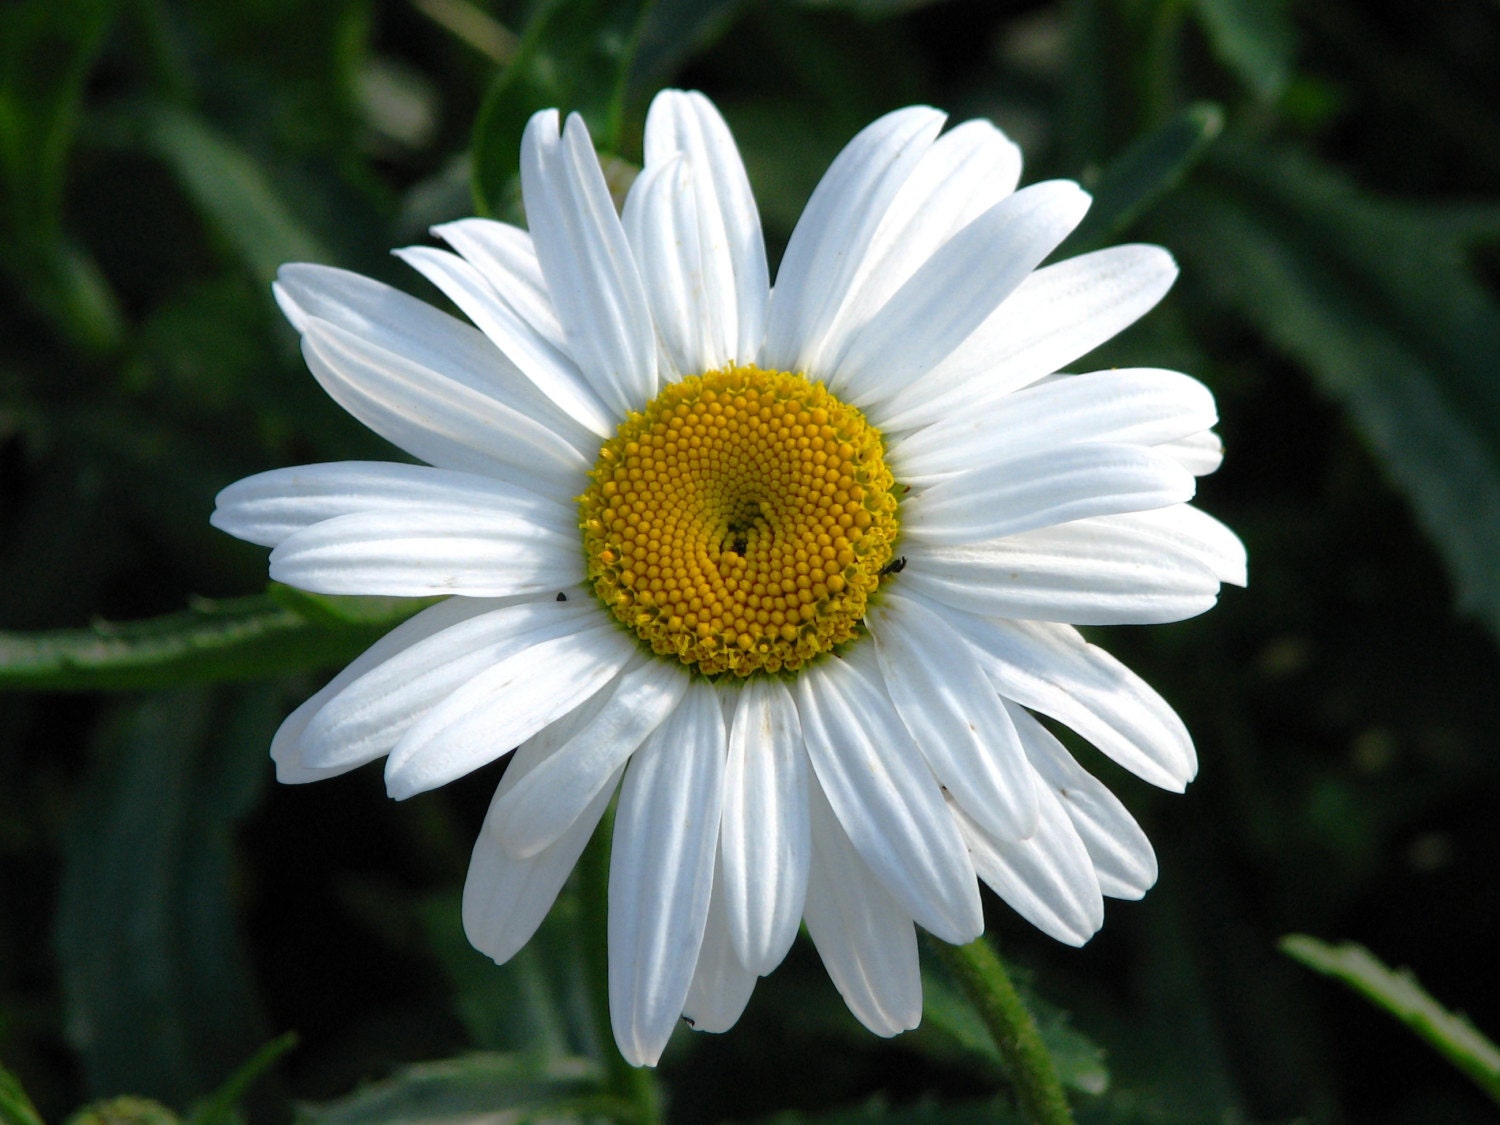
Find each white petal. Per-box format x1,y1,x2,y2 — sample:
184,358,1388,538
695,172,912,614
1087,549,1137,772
490,657,690,858
761,106,946,374
720,677,810,974
829,181,1092,406
213,461,573,549
396,244,616,437
952,785,1104,947
817,118,1024,363
270,596,514,783
1095,505,1246,586
866,593,1039,841
802,773,922,1037
892,368,1219,485
520,110,657,418
958,616,1197,791
268,506,582,598
683,855,758,1034
623,154,735,376
385,620,637,798
297,598,600,775
640,89,769,363
902,519,1222,625
875,244,1179,433
298,317,589,495
463,751,623,966
903,443,1197,547
797,656,983,945
274,263,591,449
609,680,727,1067
1160,428,1225,476
1008,703,1157,900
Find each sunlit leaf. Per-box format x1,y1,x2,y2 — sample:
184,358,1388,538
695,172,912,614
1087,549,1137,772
0,1060,46,1125
1282,935,1500,1105
469,0,655,217
0,591,428,692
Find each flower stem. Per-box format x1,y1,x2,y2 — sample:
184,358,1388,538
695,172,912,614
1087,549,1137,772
578,809,661,1124
934,936,1076,1125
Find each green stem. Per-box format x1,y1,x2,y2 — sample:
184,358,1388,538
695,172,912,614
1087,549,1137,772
577,810,661,1125
935,937,1076,1125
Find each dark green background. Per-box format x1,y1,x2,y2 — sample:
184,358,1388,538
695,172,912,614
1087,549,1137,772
3,0,1499,1122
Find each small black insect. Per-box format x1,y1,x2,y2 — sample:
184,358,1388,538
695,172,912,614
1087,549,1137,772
555,591,568,601
879,555,907,576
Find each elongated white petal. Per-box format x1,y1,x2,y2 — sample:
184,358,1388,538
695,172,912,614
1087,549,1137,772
1094,505,1246,586
683,856,758,1034
958,616,1197,791
876,244,1179,433
491,657,690,858
463,746,623,965
903,443,1196,547
609,681,727,1067
298,317,590,495
818,118,1023,362
761,107,945,374
953,784,1104,947
802,774,922,1037
396,245,616,437
1160,428,1225,476
297,598,600,774
274,263,591,448
830,181,1091,406
903,519,1223,625
892,368,1218,484
720,677,810,974
520,110,656,418
385,621,637,798
269,506,582,598
866,593,1038,841
623,154,736,377
797,656,983,945
271,596,518,783
213,461,573,549
641,89,769,363
430,218,562,347
1008,703,1157,899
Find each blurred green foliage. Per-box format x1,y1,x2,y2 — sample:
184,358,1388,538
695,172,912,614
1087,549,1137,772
2,0,1500,1122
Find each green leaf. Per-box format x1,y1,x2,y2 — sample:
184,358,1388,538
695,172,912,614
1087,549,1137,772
54,688,279,1105
293,1053,618,1124
773,1096,1024,1125
0,1059,46,1125
469,0,655,216
0,591,428,692
143,106,330,285
1063,102,1222,255
184,1033,299,1125
1281,935,1500,1105
1187,0,1297,100
1173,143,1500,643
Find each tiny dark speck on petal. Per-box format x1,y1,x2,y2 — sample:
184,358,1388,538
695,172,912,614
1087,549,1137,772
556,591,568,601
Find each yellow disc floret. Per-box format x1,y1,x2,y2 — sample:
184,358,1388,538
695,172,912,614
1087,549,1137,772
580,365,900,677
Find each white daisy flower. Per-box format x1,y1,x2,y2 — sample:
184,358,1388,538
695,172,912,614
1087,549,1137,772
213,89,1244,1066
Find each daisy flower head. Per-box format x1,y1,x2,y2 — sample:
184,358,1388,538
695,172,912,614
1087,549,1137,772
213,89,1245,1066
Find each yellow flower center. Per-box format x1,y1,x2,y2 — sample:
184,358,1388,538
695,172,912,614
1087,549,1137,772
579,365,900,676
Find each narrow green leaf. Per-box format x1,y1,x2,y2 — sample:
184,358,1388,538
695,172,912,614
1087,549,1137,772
469,0,655,216
0,592,427,692
1173,143,1500,643
144,106,330,285
184,1033,299,1125
1188,0,1297,100
0,1059,46,1125
1281,935,1500,1105
1063,102,1222,255
54,688,279,1105
293,1053,614,1124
